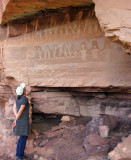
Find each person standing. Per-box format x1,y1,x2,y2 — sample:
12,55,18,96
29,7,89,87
12,83,29,160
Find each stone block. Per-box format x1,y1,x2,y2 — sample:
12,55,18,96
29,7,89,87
99,125,110,138
83,134,109,156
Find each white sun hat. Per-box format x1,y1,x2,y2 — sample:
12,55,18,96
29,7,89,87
16,83,25,95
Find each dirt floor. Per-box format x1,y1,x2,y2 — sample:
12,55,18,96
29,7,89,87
30,114,131,160
1,114,131,160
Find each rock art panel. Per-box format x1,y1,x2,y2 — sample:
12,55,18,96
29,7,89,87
7,6,95,37
3,17,131,88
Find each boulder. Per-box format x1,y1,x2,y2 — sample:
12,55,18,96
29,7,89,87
38,157,47,160
109,136,121,151
61,115,75,122
108,134,131,160
83,134,109,156
86,115,117,135
99,125,110,138
86,116,101,135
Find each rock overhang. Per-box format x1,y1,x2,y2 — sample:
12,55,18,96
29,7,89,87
0,0,93,25
0,0,131,54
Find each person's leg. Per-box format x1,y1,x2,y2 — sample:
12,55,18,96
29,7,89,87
19,136,28,159
16,136,21,157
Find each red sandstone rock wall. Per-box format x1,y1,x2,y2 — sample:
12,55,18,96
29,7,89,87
0,2,130,159
0,0,131,53
0,7,130,118
0,0,93,24
93,0,131,53
0,0,9,23
3,17,131,88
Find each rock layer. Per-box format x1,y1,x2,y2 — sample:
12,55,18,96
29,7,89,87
32,91,131,118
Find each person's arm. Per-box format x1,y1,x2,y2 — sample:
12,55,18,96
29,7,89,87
12,104,26,128
16,105,26,120
12,99,27,129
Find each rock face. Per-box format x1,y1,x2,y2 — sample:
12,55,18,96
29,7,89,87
108,134,131,160
93,0,131,54
2,16,131,88
0,4,130,128
0,0,131,54
0,103,17,159
32,91,80,116
0,1,130,159
0,5,131,91
0,0,93,24
32,91,131,117
99,125,110,138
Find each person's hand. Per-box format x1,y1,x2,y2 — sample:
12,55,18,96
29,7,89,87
12,120,16,130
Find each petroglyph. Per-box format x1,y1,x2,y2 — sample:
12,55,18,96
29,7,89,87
4,36,115,67
6,18,102,48
63,13,70,24
75,11,83,21
81,44,87,61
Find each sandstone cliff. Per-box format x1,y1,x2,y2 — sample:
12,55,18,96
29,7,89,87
0,0,131,53
0,1,131,116
0,1,131,159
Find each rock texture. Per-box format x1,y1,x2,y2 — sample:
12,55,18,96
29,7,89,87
0,0,131,54
2,16,131,88
0,103,17,159
99,125,109,138
0,6,131,90
93,0,131,54
32,91,80,116
83,133,109,156
0,1,130,159
108,134,131,160
0,0,93,24
31,91,131,118
86,115,117,135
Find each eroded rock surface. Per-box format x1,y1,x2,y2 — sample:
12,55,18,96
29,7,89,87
108,134,131,160
0,0,131,54
31,91,131,118
94,0,131,53
0,1,130,159
86,115,117,135
0,0,93,24
3,16,131,88
83,133,109,156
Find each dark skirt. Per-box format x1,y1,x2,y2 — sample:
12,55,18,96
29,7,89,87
13,119,29,136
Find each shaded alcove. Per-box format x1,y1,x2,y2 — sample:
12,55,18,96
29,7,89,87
32,112,62,132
